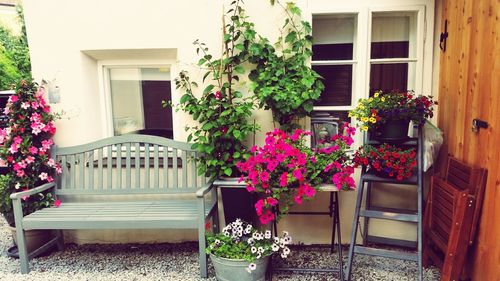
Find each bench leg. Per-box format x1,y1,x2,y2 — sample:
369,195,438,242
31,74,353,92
198,220,208,278
15,225,29,274
56,230,65,251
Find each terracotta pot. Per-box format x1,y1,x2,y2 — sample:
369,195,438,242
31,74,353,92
9,226,54,254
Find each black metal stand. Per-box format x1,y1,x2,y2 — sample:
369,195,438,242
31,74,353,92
271,191,344,281
346,127,424,281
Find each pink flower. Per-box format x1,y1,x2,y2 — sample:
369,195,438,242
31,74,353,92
55,164,62,174
279,172,288,187
9,143,19,154
255,199,265,216
266,197,279,206
47,158,56,167
246,185,255,192
16,170,25,177
259,171,269,182
29,146,38,154
21,102,30,109
38,172,48,181
25,156,35,164
10,95,18,103
54,199,61,208
21,189,30,201
294,195,303,204
214,91,222,100
292,169,303,181
46,176,54,182
31,101,39,109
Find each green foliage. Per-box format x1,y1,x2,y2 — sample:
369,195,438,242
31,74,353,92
174,0,259,178
0,5,32,90
247,1,324,132
0,174,13,224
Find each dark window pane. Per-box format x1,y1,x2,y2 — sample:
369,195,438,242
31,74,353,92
141,80,173,132
369,63,408,95
370,41,409,59
313,65,352,106
312,43,353,60
312,111,351,126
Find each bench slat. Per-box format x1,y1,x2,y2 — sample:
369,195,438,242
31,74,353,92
135,143,140,188
116,144,122,188
163,148,169,188
55,188,199,195
88,150,94,189
182,150,187,188
191,151,197,188
125,143,131,189
173,148,178,188
97,148,103,189
107,146,112,188
144,143,150,188
60,155,67,190
154,144,159,188
79,153,85,189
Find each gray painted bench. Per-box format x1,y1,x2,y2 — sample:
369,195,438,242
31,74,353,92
10,135,217,277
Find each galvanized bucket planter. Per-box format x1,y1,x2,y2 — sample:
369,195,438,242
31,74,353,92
210,254,270,281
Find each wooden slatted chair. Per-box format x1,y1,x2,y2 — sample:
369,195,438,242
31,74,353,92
10,135,217,277
423,157,487,281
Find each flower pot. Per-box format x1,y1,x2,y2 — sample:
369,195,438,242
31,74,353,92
210,254,270,281
219,177,256,224
373,119,410,142
8,226,55,258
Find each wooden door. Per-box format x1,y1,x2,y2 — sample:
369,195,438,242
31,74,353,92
437,0,500,279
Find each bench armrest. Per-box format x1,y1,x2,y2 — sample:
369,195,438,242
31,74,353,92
196,180,215,198
10,182,56,200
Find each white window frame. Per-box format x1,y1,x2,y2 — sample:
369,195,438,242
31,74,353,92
97,60,177,138
308,0,434,146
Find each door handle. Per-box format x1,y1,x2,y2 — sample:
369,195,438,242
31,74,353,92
472,119,488,133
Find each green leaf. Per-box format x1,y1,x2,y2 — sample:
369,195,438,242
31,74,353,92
233,130,241,139
180,94,191,104
197,58,206,66
285,31,297,43
202,123,213,130
223,168,232,176
203,84,215,94
234,65,245,74
233,151,241,158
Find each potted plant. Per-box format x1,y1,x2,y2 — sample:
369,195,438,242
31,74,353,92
237,125,356,225
174,1,260,223
247,1,324,132
348,91,436,140
353,143,417,180
206,218,292,281
0,80,61,256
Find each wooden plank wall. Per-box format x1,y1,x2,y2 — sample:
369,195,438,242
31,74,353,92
437,0,500,279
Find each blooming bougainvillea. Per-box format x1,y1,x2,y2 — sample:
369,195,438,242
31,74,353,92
353,143,417,180
0,80,61,219
237,125,356,225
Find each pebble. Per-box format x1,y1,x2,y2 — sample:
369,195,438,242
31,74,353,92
0,218,440,280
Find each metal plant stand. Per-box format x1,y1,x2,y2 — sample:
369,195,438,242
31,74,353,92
213,179,345,281
271,188,344,281
346,126,424,281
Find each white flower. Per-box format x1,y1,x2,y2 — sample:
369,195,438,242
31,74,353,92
14,183,21,190
214,239,221,245
281,253,288,259
223,230,230,237
246,263,257,273
257,247,264,254
282,231,289,236
236,231,243,237
21,102,30,109
247,238,254,245
236,226,243,233
257,253,262,259
251,247,257,253
274,237,280,243
283,236,292,244
264,230,272,239
272,243,280,251
283,246,290,255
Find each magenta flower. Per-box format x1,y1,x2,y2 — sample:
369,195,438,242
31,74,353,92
279,172,288,187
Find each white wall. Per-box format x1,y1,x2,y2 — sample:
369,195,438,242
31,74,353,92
23,0,437,245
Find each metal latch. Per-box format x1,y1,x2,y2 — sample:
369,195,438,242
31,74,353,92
472,119,488,133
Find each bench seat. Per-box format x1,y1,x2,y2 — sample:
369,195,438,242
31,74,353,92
23,200,216,230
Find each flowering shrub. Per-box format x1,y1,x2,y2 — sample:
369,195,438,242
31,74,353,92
349,91,437,131
237,126,356,225
206,219,291,273
0,80,61,223
353,143,417,180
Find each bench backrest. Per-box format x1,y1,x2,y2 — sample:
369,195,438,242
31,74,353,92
53,134,206,196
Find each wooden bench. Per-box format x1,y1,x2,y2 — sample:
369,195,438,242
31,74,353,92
10,135,218,277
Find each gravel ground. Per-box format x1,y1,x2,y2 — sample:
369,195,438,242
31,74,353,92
0,218,440,281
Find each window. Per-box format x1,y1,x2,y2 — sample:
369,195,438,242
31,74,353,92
311,3,432,145
105,67,173,138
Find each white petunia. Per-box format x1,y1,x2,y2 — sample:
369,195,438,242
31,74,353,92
247,238,254,245
247,263,257,272
272,243,280,251
264,230,272,239
251,247,257,253
274,237,280,243
257,247,264,253
283,246,290,255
